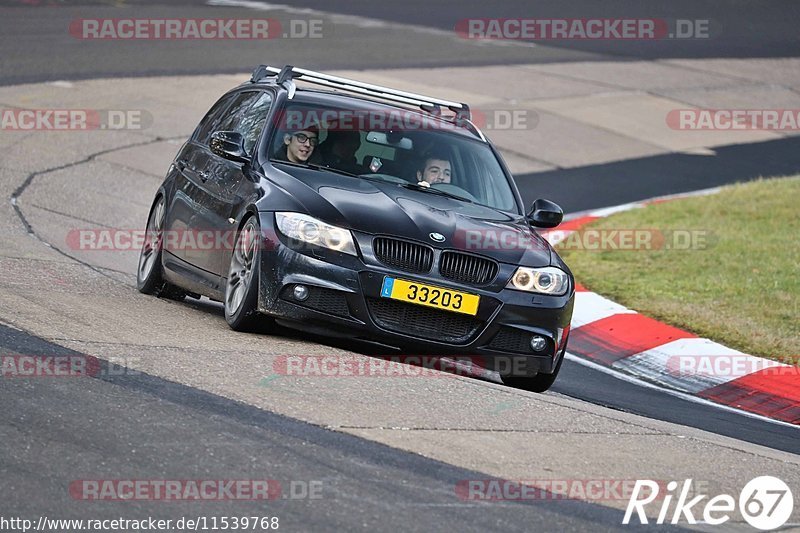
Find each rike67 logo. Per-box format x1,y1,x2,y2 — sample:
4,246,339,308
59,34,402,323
624,476,793,530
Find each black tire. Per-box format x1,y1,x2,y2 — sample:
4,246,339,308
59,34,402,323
502,352,565,393
224,215,272,332
136,195,186,301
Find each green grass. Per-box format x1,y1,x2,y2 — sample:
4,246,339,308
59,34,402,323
558,176,800,364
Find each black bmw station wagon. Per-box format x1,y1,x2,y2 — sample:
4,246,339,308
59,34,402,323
137,65,574,391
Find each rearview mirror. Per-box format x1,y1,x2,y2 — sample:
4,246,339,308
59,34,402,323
365,131,413,150
527,198,563,228
210,131,249,163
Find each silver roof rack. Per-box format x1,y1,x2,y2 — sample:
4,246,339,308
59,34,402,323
250,64,472,122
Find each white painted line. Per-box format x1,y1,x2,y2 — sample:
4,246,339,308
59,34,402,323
589,202,646,218
642,186,723,203
615,338,785,394
565,352,799,430
570,291,635,330
563,186,724,222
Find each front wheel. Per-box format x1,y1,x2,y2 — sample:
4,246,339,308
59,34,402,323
224,216,273,332
502,353,564,393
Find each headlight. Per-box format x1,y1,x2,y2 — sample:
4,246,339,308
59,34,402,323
275,212,357,255
507,266,569,295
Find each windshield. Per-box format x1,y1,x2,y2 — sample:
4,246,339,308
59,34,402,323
268,102,519,212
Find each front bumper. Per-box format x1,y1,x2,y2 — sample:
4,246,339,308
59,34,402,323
256,212,574,375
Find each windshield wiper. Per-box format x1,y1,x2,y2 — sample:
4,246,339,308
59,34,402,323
399,182,473,203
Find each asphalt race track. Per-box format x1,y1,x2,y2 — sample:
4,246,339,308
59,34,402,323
2,324,678,533
1,1,798,531
2,0,800,85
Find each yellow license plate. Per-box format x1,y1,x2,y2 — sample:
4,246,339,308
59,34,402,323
380,277,480,315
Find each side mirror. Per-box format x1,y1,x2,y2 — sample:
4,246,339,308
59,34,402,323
527,198,563,228
210,131,249,163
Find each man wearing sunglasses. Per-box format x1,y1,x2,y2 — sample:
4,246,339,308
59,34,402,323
278,125,319,164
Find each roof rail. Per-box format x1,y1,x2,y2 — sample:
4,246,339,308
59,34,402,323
250,64,471,121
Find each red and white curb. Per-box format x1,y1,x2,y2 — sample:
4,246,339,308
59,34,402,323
544,188,800,426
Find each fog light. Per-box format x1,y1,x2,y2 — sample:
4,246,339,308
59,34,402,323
293,284,309,301
530,335,547,352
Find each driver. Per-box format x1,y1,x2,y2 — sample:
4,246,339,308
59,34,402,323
416,151,452,186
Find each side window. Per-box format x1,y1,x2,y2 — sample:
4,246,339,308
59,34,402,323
237,92,273,154
194,94,237,145
215,91,260,134
210,91,272,155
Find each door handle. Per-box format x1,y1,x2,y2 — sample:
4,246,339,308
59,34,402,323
176,160,210,183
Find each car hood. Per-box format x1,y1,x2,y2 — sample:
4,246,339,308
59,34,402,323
267,164,552,266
